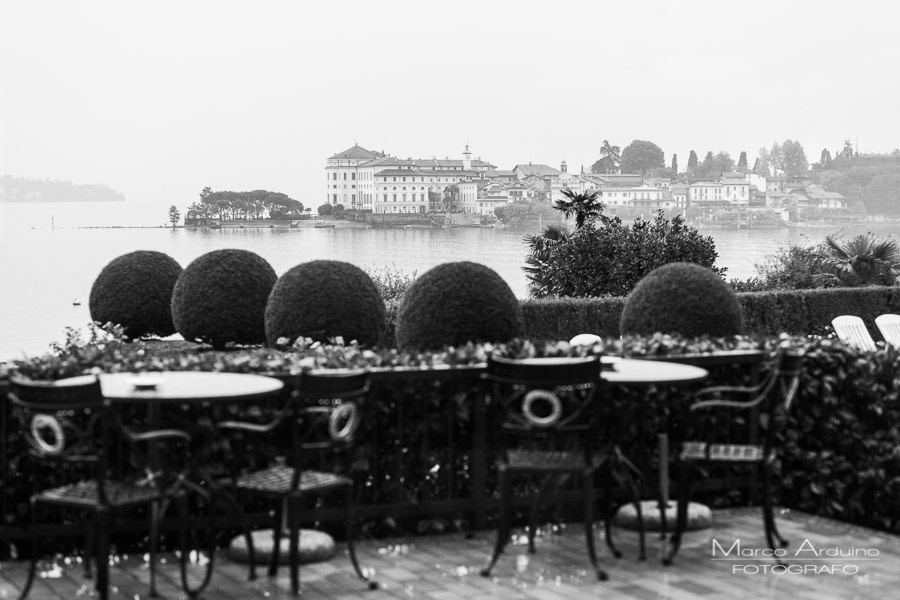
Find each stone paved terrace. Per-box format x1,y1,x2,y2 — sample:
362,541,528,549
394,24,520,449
4,507,899,599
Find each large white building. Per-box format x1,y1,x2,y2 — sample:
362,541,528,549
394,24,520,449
326,144,496,213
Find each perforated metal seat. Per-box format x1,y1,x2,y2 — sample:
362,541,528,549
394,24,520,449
679,441,768,463
235,465,352,495
36,479,162,507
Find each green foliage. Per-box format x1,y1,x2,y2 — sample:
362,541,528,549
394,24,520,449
493,200,558,226
528,211,723,298
317,203,333,216
816,233,900,287
188,188,303,222
591,140,620,174
620,262,745,337
265,260,386,347
363,264,418,302
619,140,664,175
167,205,180,227
523,224,572,298
553,188,607,230
746,241,827,291
395,262,524,351
89,251,182,338
171,249,277,349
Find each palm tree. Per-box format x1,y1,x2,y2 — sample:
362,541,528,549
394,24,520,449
815,233,900,287
522,223,571,298
599,140,620,173
553,188,609,230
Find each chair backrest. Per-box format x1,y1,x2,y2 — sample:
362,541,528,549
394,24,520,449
294,369,369,457
831,315,877,352
7,375,107,469
875,314,900,348
484,355,602,460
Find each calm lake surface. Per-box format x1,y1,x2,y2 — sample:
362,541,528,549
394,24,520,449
2,201,898,361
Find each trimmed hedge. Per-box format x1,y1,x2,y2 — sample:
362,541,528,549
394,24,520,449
171,249,277,348
620,263,745,337
89,251,182,338
395,262,524,351
520,286,900,341
265,260,385,347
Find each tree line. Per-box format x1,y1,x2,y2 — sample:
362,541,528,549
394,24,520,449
186,187,306,221
589,138,900,214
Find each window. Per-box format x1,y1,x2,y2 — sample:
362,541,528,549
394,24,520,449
392,194,397,202
343,173,347,180
383,194,388,202
402,177,406,182
393,177,397,182
352,173,356,180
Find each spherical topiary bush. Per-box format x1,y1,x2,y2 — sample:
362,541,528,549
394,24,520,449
395,261,524,351
171,249,277,348
619,262,745,337
89,250,183,338
265,260,386,347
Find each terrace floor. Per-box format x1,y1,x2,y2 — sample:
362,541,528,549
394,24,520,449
6,506,899,599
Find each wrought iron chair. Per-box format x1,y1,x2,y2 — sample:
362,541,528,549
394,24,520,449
218,370,377,595
831,315,877,352
875,314,900,348
479,356,645,581
7,375,197,600
664,350,803,564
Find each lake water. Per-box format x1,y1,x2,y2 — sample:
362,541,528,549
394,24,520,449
2,201,898,361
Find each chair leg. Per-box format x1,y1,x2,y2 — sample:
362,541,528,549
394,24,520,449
528,474,560,554
83,520,94,581
600,464,622,560
343,485,378,589
480,467,511,577
17,499,39,600
269,500,285,578
663,461,692,566
287,496,301,596
623,468,647,561
217,488,258,581
762,465,788,553
149,500,161,598
95,508,111,600
584,472,607,581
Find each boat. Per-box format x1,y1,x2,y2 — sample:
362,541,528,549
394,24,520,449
209,223,221,230
314,221,335,229
72,298,81,306
290,220,300,228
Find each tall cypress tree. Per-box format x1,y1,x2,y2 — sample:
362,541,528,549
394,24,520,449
687,150,698,170
737,151,748,171
671,153,678,174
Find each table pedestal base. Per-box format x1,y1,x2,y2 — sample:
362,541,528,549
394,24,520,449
227,529,336,565
614,501,712,532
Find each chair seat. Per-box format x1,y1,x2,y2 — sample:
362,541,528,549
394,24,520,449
503,449,595,472
236,465,352,495
36,479,161,508
680,441,771,463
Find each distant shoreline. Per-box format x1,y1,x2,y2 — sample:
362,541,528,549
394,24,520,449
72,219,369,230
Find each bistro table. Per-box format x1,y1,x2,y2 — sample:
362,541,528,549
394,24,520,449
600,357,710,540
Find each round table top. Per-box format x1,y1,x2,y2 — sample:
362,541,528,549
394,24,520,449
601,358,708,385
58,371,284,404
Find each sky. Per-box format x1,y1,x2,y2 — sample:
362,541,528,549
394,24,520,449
2,0,899,207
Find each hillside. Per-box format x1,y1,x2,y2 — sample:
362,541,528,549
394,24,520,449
0,176,125,203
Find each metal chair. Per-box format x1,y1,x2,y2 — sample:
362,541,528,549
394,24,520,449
875,314,900,348
479,356,645,581
6,375,196,600
664,350,803,565
218,370,377,595
831,315,877,352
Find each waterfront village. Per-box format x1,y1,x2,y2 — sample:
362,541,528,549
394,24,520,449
326,143,852,228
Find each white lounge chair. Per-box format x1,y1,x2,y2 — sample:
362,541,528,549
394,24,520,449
875,314,900,348
831,315,877,352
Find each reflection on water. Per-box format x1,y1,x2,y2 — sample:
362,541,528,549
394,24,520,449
1,201,897,360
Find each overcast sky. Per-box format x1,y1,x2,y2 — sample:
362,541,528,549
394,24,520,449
2,0,898,206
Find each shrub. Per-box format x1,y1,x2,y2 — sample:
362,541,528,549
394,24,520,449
171,249,276,348
265,260,385,347
89,251,182,338
529,211,723,298
317,203,333,216
363,264,418,302
395,262,524,351
620,262,745,337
